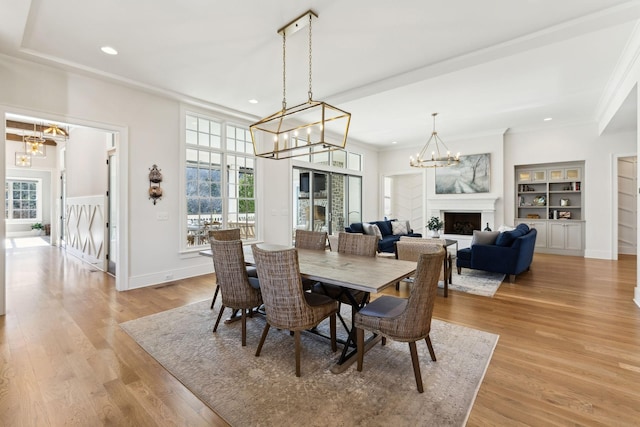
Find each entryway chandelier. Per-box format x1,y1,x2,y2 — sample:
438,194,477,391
43,123,69,139
24,123,46,158
410,113,460,168
250,10,351,160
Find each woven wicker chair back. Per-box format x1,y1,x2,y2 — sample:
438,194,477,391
399,236,443,245
209,228,241,241
337,232,378,257
209,239,261,309
361,248,444,341
395,240,442,262
294,229,327,251
252,245,329,330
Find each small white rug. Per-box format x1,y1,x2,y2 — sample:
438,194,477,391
446,270,506,297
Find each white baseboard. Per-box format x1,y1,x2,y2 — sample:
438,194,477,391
127,262,214,290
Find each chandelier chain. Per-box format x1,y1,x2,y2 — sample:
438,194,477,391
308,12,313,101
282,32,287,111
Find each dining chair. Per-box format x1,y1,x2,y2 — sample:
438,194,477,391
311,232,377,333
208,228,258,309
294,229,328,251
355,247,445,393
294,229,328,290
395,238,451,297
312,232,377,305
337,231,378,257
210,239,263,346
251,244,338,377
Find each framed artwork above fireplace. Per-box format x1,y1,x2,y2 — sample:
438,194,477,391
435,153,491,194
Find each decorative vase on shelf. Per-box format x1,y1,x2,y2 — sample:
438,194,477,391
484,223,492,231
429,229,440,238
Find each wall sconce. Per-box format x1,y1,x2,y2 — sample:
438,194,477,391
148,164,163,205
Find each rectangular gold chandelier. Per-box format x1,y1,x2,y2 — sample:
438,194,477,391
250,10,351,160
250,99,350,160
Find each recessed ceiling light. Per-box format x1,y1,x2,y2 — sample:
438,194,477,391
248,99,258,104
101,46,118,55
391,141,398,144
543,117,553,121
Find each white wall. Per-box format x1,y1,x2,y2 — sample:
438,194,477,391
505,123,636,259
379,132,505,231
65,127,108,197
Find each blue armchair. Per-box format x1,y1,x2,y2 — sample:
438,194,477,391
456,224,537,282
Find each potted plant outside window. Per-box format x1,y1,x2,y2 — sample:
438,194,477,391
426,216,444,238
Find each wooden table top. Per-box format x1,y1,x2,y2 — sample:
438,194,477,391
200,244,417,294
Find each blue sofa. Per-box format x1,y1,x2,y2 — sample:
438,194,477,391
456,224,537,282
345,220,422,253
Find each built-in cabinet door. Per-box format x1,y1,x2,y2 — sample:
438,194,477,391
564,223,583,251
518,220,547,248
548,222,583,250
517,169,546,183
549,167,581,181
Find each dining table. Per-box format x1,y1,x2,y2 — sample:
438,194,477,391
200,243,418,372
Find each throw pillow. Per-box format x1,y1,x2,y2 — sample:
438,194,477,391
371,224,383,240
498,224,515,232
376,221,393,236
349,223,365,234
471,230,500,246
495,228,525,247
362,222,374,236
392,221,408,235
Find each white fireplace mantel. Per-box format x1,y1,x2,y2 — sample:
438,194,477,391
428,196,500,237
428,196,498,213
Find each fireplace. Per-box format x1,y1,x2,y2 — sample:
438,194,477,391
428,196,498,238
444,212,481,235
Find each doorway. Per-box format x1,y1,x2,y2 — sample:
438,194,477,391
107,150,117,275
618,156,637,255
383,172,424,232
292,168,362,237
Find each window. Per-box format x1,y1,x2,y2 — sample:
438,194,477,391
383,176,392,218
5,179,41,221
185,114,257,248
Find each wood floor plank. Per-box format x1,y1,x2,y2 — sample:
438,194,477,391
1,245,638,426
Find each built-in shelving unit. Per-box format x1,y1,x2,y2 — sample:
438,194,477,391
515,161,584,256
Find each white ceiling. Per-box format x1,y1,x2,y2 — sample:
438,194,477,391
2,0,639,149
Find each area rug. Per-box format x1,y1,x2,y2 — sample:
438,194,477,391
121,300,499,427
445,270,506,297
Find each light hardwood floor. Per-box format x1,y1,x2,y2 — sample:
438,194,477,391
1,241,638,426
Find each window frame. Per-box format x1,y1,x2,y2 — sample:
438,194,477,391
182,109,258,252
5,178,43,224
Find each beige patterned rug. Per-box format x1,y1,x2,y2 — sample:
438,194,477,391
121,300,499,427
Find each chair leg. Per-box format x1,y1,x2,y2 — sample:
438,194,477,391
241,309,247,347
210,285,219,309
381,336,387,346
409,341,424,393
255,323,270,357
294,330,301,377
356,327,364,371
330,313,337,352
395,281,400,291
425,335,436,361
213,304,226,333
